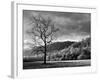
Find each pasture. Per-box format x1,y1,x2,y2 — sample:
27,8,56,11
23,60,91,69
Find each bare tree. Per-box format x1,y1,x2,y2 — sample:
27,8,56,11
28,14,59,64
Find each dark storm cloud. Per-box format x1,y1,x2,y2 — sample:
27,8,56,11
78,21,91,34
23,10,91,41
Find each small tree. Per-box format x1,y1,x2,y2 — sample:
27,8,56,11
28,14,59,64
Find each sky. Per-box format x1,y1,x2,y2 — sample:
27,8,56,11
23,10,91,49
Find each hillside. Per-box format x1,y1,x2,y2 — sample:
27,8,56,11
23,41,74,57
60,37,91,60
23,37,91,61
47,41,74,52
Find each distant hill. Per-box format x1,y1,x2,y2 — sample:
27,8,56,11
23,37,91,60
23,41,75,57
47,41,74,52
61,37,91,60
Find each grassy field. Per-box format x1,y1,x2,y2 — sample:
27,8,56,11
23,60,91,69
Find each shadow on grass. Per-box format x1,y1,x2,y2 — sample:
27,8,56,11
23,60,91,69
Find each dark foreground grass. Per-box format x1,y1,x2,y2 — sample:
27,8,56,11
23,60,91,69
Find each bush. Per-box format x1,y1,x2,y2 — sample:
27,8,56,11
77,48,91,60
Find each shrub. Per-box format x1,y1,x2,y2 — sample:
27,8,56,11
77,47,91,60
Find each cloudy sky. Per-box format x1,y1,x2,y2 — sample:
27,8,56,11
23,10,91,49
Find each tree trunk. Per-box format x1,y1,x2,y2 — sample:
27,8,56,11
44,43,47,64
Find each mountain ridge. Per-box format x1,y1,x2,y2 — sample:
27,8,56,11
23,41,75,57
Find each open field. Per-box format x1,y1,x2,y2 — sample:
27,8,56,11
23,60,91,69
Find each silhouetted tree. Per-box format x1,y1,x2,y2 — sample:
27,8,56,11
28,14,59,64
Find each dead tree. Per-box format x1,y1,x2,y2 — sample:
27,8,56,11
28,15,59,64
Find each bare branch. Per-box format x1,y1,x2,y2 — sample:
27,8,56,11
27,14,59,56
